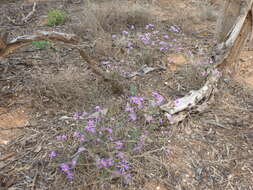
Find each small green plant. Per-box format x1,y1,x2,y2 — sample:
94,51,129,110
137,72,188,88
47,9,67,26
31,40,51,49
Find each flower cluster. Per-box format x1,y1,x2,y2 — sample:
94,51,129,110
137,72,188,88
145,24,155,30
96,158,114,168
85,120,96,133
139,33,151,45
60,163,74,180
129,96,144,109
152,91,165,105
169,25,180,33
56,134,67,141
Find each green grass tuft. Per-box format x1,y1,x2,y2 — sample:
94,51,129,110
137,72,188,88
31,40,51,49
47,9,67,26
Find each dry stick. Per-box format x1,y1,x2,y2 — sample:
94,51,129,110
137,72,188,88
22,2,37,23
0,29,8,51
0,31,79,57
0,30,124,94
160,0,253,120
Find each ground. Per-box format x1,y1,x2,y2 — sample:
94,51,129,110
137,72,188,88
1,0,253,189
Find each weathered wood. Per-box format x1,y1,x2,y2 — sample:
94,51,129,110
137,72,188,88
0,29,8,51
216,0,242,43
161,0,253,123
0,31,78,57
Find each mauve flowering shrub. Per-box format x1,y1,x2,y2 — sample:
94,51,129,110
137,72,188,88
48,92,169,186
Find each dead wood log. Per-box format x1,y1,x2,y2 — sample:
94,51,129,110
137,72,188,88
0,29,8,51
0,30,125,95
0,31,79,57
161,0,253,124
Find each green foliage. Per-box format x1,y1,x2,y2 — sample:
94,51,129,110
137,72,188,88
129,84,137,96
47,9,67,26
31,40,51,49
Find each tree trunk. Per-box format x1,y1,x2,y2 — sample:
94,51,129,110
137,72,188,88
161,0,253,123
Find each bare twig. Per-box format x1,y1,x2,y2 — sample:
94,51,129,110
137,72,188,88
22,2,37,23
0,31,79,57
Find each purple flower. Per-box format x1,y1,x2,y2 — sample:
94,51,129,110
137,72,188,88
170,25,180,33
129,112,137,121
66,171,74,180
79,134,85,142
116,160,130,173
49,151,57,158
56,135,67,141
122,30,129,35
85,120,96,133
127,42,134,49
85,126,96,133
77,146,86,153
73,132,86,142
95,106,101,111
125,104,134,112
114,141,124,150
159,41,167,45
164,35,169,39
152,30,159,34
60,163,70,173
97,158,114,168
112,34,117,38
152,91,165,105
145,24,155,29
160,46,169,51
130,96,144,109
139,34,151,45
130,25,135,30
102,127,113,134
116,152,126,159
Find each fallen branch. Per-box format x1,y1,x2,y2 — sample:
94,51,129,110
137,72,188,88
160,0,253,123
9,31,79,44
160,70,220,115
0,29,8,51
0,31,79,57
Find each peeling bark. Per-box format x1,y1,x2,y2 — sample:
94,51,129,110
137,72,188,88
0,31,79,57
161,0,253,123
